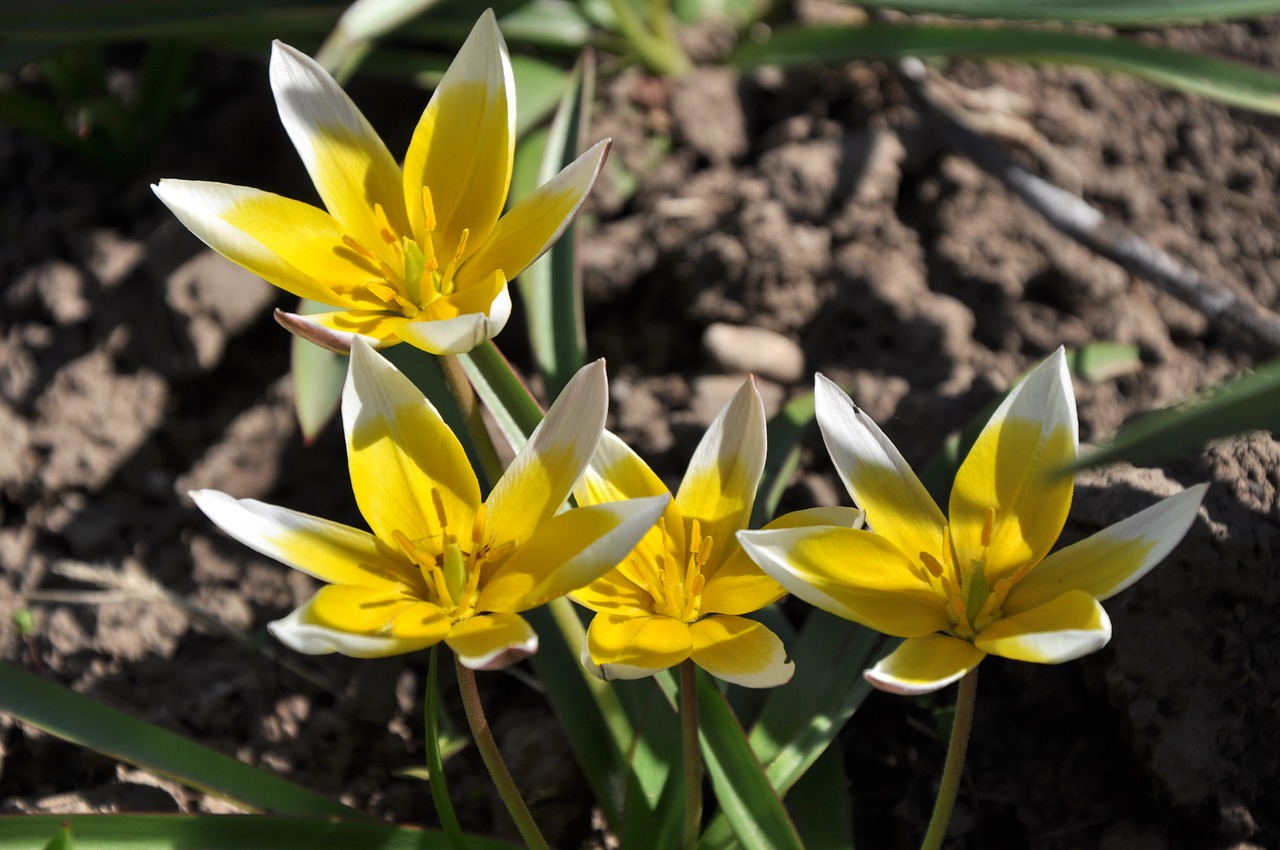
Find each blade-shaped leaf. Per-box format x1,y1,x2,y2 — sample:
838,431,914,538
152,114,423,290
0,661,360,818
459,341,545,453
855,1,1280,25
788,742,853,850
733,23,1280,115
290,298,346,444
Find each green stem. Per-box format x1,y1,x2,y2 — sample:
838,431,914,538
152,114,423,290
425,646,468,849
606,0,690,76
680,659,702,850
454,657,552,850
920,668,979,850
439,353,504,487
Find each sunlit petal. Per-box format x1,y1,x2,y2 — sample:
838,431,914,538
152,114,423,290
573,430,684,558
485,359,606,547
268,587,446,658
344,339,479,543
737,525,950,637
675,378,766,574
570,569,654,616
454,140,610,289
269,41,408,256
402,9,514,257
864,634,985,695
586,613,692,678
446,612,538,670
478,494,670,613
689,615,794,688
285,308,409,352
190,489,408,588
1007,483,1207,614
814,373,945,560
975,589,1111,663
397,277,511,354
950,348,1078,581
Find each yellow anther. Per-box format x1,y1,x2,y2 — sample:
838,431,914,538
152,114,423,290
696,536,714,567
981,507,995,548
421,186,437,232
342,234,376,260
454,227,470,262
1010,562,1035,584
920,552,945,578
471,502,487,548
431,488,448,530
392,529,420,564
374,203,397,245
365,281,399,303
689,573,705,598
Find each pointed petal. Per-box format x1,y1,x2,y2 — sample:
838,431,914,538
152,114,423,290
676,378,766,575
585,613,692,679
190,489,406,588
1007,484,1207,614
269,41,408,254
814,373,945,560
689,615,794,688
344,339,480,544
152,180,374,306
268,587,448,658
702,506,864,615
454,140,610,288
397,273,511,354
479,494,670,613
864,635,985,695
446,612,538,670
950,348,1078,582
485,359,606,546
975,589,1111,663
736,525,950,637
278,307,409,352
402,9,514,257
573,430,684,557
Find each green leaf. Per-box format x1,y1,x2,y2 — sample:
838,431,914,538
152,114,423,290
0,815,523,850
1066,341,1142,383
1070,357,1280,470
787,743,853,850
0,661,361,818
733,22,1280,115
459,341,545,453
38,825,72,850
512,56,571,139
854,0,1280,25
289,299,347,444
752,391,816,527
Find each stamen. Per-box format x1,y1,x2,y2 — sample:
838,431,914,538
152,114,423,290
392,529,420,565
920,552,945,578
454,227,470,262
431,488,448,530
696,536,713,567
471,503,487,548
374,203,397,245
342,234,376,260
981,507,995,548
421,186,437,232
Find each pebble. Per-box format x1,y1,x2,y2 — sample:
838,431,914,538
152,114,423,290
702,322,805,384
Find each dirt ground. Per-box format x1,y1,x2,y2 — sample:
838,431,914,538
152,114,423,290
1,12,1278,850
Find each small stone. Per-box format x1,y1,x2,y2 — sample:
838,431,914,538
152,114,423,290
165,249,275,371
688,374,784,426
702,322,805,384
8,261,90,326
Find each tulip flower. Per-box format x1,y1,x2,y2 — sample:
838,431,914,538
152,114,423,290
571,379,862,688
739,349,1206,695
154,10,608,355
191,340,667,669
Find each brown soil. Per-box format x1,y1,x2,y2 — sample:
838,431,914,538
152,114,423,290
2,15,1278,850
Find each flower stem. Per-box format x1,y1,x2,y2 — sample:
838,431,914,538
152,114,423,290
680,659,702,850
438,353,504,488
425,646,468,849
920,668,979,850
454,657,551,850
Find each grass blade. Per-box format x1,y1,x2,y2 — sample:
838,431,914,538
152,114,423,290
734,22,1280,115
0,661,361,818
855,1,1280,25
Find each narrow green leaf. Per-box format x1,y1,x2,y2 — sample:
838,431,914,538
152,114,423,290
289,299,346,444
856,0,1280,25
424,646,468,848
787,743,853,850
1066,341,1142,383
733,23,1280,115
1070,357,1280,470
459,341,545,452
0,661,361,818
38,825,72,850
0,815,523,850
752,391,816,528
512,56,571,139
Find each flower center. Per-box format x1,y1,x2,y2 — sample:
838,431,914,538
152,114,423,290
340,188,471,318
630,518,711,623
916,508,1034,640
391,489,513,620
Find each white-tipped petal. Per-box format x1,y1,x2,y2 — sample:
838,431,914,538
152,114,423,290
446,613,539,671
269,599,437,658
975,590,1111,664
395,284,511,354
864,635,985,695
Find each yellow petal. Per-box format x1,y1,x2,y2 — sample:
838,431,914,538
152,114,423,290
190,489,410,589
477,494,670,613
814,373,945,563
573,430,684,556
736,525,951,637
344,339,480,545
484,359,606,547
269,585,447,657
974,589,1110,663
402,9,514,259
397,272,510,355
446,612,538,670
151,180,374,307
269,41,408,258
570,569,654,617
949,348,1077,582
586,613,692,677
675,378,766,575
454,140,610,289
703,507,863,615
1006,483,1207,615
689,615,793,688
296,308,411,350
863,634,985,695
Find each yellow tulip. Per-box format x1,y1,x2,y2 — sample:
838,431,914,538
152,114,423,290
192,340,667,668
739,349,1206,694
154,10,608,355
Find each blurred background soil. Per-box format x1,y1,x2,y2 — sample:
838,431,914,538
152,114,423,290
1,12,1278,850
